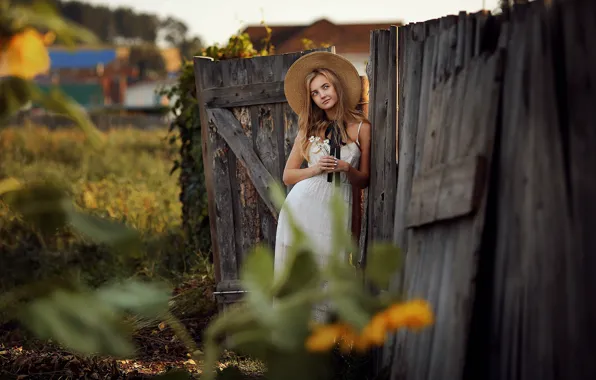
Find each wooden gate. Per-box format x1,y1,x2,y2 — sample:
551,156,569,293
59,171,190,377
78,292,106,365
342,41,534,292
193,47,379,306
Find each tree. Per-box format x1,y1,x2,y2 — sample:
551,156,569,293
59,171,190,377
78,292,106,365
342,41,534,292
158,17,204,62
159,16,189,47
128,44,167,78
179,36,205,61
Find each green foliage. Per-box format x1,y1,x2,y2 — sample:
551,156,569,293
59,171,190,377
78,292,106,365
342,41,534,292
199,183,404,380
16,279,171,358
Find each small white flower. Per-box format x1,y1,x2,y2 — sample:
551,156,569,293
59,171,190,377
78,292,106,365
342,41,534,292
309,136,315,142
323,139,330,145
315,136,321,142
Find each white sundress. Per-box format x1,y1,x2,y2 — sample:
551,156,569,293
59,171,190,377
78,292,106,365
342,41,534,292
273,122,363,322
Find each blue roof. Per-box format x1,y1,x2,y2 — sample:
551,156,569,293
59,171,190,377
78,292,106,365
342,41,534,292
49,49,117,69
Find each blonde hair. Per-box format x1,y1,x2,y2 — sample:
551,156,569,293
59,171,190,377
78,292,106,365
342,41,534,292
297,68,368,161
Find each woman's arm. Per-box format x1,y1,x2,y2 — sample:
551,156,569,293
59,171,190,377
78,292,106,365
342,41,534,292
321,122,371,188
282,134,324,186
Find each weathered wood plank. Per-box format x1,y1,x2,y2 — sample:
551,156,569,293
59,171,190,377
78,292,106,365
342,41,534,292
369,29,390,244
222,58,260,268
406,155,487,227
194,57,238,283
247,55,280,252
193,57,222,283
207,108,278,218
455,12,467,71
561,0,596,377
390,25,434,378
351,75,369,243
381,26,399,243
474,11,489,56
464,13,476,65
202,80,286,108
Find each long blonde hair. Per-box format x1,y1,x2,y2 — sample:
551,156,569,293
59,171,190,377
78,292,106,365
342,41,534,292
297,68,368,161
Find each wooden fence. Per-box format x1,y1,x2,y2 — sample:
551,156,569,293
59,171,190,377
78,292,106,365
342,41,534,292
193,0,596,376
379,0,596,379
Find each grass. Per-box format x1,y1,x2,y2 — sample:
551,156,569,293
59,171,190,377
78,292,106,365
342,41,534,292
0,124,207,290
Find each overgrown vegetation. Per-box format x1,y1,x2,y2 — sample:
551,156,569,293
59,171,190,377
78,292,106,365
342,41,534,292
0,126,211,290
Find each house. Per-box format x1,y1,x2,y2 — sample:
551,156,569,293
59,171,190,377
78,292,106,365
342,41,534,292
35,46,182,108
35,47,131,106
241,18,403,75
124,78,178,109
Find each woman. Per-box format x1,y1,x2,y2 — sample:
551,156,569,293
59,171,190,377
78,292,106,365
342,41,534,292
274,51,371,321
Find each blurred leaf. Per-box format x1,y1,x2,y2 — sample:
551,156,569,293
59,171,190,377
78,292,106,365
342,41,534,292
269,182,310,251
7,1,98,46
272,249,319,298
201,337,224,380
20,289,136,357
67,209,141,253
241,244,274,295
240,245,275,323
0,177,23,195
95,280,171,319
2,181,70,233
332,289,371,331
0,77,32,124
329,190,354,259
226,328,273,358
29,84,105,149
265,347,332,380
269,295,312,350
155,369,192,380
269,181,287,210
365,243,402,289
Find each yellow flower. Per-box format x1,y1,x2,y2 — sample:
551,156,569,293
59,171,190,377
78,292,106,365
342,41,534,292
360,312,389,346
305,323,345,352
0,28,51,79
305,299,434,354
338,327,372,353
386,299,434,330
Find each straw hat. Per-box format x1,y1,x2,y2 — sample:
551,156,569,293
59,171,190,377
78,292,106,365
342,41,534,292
283,51,361,115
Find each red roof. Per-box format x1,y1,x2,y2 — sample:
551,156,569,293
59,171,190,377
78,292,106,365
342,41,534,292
242,18,403,54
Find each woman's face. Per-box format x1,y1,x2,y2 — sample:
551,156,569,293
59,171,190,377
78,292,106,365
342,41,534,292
309,73,338,111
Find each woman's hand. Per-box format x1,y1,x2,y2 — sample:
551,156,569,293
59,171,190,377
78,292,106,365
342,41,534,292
319,155,350,173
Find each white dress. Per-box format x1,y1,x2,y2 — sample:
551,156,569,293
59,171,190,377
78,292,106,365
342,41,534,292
274,122,362,322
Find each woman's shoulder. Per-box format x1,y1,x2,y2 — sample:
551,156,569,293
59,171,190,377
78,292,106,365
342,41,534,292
349,119,371,131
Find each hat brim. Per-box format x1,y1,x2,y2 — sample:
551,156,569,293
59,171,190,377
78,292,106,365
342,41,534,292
283,51,362,115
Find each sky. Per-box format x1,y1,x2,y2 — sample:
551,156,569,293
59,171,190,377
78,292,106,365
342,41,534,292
81,0,501,46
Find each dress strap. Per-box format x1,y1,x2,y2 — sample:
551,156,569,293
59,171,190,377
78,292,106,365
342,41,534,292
356,121,363,146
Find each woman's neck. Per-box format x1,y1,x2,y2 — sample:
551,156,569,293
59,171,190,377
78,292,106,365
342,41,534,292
325,107,338,120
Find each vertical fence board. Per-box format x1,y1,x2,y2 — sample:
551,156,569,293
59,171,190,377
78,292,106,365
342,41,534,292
561,0,596,377
380,26,398,242
223,59,260,267
247,56,278,252
386,22,426,373
194,58,238,285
